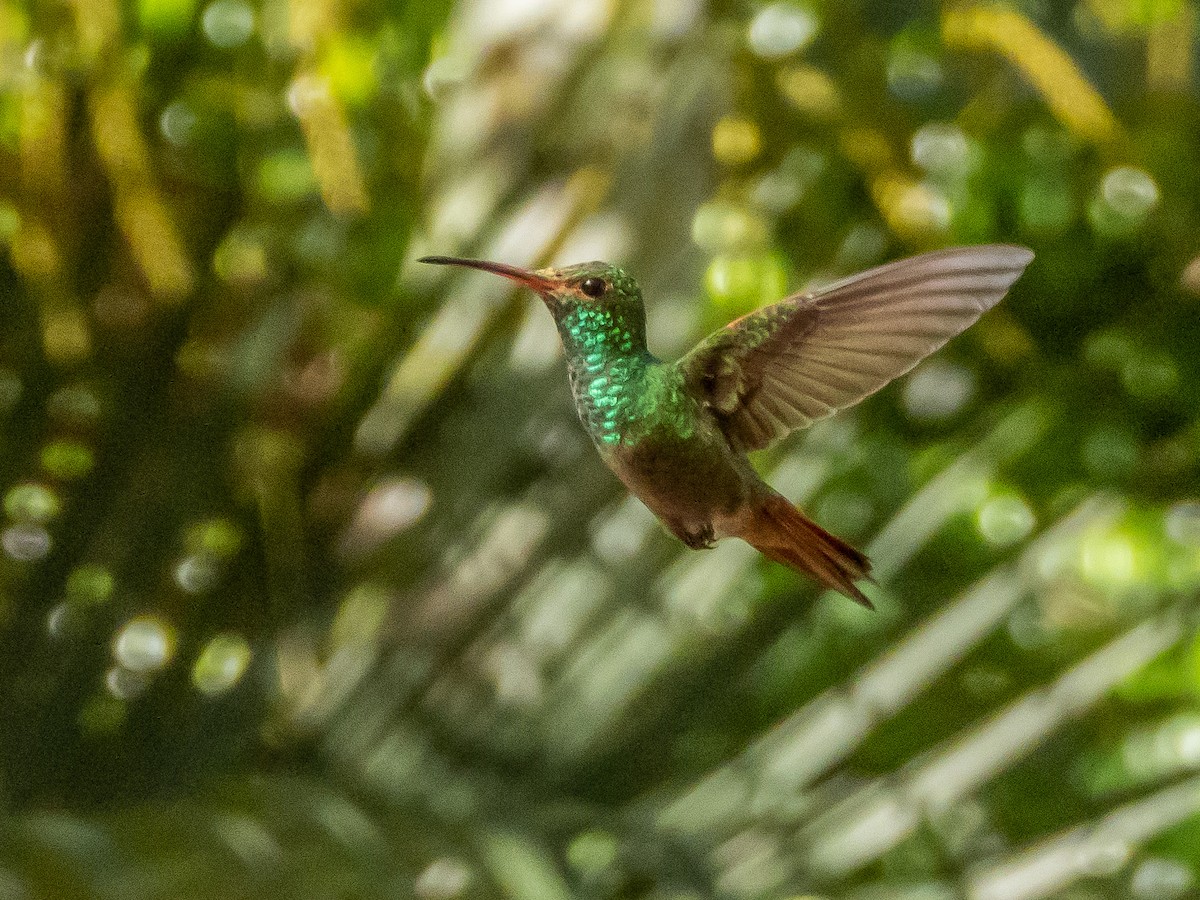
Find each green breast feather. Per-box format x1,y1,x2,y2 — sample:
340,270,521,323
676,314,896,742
560,307,694,448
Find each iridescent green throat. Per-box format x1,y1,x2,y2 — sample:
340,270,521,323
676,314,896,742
557,303,652,448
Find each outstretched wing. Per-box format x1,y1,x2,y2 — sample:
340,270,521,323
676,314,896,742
677,245,1034,452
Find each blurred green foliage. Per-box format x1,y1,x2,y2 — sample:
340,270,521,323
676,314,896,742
0,0,1198,898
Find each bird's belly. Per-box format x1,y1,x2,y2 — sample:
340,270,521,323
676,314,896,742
607,429,748,529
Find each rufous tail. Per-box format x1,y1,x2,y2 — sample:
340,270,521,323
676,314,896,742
741,493,874,608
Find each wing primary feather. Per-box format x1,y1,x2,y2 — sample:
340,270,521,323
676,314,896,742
787,358,876,395
811,245,1033,299
679,244,1034,451
816,278,1022,316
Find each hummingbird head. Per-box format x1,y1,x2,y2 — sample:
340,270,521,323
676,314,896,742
418,256,642,320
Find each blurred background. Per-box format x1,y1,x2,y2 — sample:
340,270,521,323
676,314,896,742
0,0,1197,897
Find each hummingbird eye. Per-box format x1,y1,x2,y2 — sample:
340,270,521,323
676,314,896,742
579,277,607,298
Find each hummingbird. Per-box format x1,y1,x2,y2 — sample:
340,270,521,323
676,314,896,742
420,245,1033,606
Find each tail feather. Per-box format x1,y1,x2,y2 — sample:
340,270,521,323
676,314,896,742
742,494,874,608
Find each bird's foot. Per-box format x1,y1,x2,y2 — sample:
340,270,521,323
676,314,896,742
677,524,716,550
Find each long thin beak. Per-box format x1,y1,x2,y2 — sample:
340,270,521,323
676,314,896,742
419,256,559,294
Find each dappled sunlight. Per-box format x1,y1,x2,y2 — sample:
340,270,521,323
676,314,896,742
657,496,1122,836
90,80,195,299
942,5,1120,146
288,70,369,217
355,167,612,457
804,609,1186,879
0,0,1196,897
972,775,1200,900
866,402,1051,580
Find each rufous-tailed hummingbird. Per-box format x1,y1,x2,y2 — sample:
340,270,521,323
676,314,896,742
420,245,1033,606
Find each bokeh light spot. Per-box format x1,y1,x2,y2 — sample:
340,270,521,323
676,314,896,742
113,615,176,672
320,35,378,106
748,2,819,58
46,602,72,638
1079,529,1139,585
1089,166,1160,236
891,181,952,236
213,814,282,869
256,150,318,204
566,830,618,875
691,201,768,252
11,219,60,278
4,483,61,523
750,145,826,213
0,202,20,242
286,72,331,119
0,368,21,413
43,307,92,365
1121,352,1178,401
911,122,970,178
1130,858,1194,900
775,65,840,119
159,101,197,146
40,441,95,480
414,857,473,900
201,0,255,49
1165,502,1200,548
174,554,221,594
332,584,390,651
903,361,975,421
712,117,761,166
105,666,148,700
67,564,115,604
704,252,788,311
1083,328,1137,369
213,226,270,285
186,518,243,559
192,633,252,695
977,494,1036,547
3,525,51,561
1102,166,1160,218
47,385,102,429
341,477,433,557
422,52,471,101
887,42,943,100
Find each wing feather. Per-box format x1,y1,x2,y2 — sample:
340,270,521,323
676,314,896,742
677,245,1034,451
